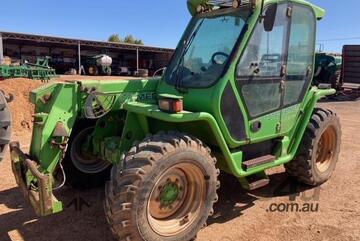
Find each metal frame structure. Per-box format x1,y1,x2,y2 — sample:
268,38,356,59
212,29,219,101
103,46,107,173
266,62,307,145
0,31,174,53
0,31,174,75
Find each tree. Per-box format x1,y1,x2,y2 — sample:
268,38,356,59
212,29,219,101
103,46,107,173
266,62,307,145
108,34,144,45
108,34,121,43
123,35,144,45
123,35,135,44
134,39,144,45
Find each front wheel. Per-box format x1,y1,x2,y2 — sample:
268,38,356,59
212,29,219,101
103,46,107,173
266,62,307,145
105,133,219,241
62,122,111,189
285,108,341,186
88,65,99,76
105,67,112,76
0,91,11,161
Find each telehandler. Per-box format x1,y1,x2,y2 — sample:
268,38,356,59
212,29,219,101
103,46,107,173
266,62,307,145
8,0,341,240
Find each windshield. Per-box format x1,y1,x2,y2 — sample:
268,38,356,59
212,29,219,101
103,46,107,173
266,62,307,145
165,8,251,89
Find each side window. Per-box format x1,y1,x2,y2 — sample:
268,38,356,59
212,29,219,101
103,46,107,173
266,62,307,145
236,4,289,118
284,5,316,106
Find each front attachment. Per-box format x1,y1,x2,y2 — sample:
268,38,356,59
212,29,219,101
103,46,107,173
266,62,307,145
10,142,63,216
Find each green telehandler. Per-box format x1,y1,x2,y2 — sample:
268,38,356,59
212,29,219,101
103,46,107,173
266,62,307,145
8,0,341,240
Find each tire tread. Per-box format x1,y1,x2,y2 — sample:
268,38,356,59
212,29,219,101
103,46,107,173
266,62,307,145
285,108,341,186
105,132,219,241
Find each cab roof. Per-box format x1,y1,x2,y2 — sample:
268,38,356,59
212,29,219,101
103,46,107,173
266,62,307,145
273,0,326,20
187,0,326,20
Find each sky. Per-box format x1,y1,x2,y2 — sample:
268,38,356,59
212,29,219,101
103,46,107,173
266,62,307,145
0,0,359,52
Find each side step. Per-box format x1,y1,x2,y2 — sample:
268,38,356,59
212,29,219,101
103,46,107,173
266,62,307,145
239,171,270,191
242,155,275,170
247,174,270,190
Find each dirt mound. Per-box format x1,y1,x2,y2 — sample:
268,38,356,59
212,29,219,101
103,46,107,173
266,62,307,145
0,75,135,135
0,78,44,134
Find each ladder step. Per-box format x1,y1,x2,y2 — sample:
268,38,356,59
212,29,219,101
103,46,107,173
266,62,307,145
248,177,270,190
242,155,275,170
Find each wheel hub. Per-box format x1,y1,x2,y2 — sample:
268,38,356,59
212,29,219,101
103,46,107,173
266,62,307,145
160,182,180,207
315,125,337,173
149,170,187,220
147,162,206,236
70,127,110,174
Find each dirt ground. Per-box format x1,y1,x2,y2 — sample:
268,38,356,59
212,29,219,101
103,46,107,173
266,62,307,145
0,77,359,241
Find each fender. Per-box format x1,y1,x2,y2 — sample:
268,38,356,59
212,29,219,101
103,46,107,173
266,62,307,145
288,87,336,154
123,101,244,176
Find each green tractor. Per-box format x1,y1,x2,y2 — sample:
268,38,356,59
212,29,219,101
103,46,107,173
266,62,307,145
9,0,342,240
313,52,342,89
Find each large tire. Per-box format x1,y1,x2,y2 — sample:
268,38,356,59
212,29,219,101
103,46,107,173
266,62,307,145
61,121,111,189
0,91,11,161
104,132,219,241
105,67,112,76
88,65,99,76
329,70,341,90
285,108,341,186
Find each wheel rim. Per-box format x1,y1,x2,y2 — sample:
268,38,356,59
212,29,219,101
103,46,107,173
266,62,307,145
147,162,206,236
70,127,110,174
315,125,337,173
89,66,96,75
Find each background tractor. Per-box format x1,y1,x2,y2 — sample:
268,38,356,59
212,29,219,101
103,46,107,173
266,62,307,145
8,1,342,241
82,54,112,76
313,52,342,89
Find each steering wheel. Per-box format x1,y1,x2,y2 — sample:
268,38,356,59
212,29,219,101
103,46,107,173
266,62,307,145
211,52,229,65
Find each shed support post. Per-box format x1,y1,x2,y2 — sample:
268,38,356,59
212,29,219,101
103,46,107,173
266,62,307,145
78,41,81,75
0,34,3,65
136,48,139,72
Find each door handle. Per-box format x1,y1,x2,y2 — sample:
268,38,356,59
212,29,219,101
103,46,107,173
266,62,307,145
280,64,287,77
306,66,313,78
251,121,262,132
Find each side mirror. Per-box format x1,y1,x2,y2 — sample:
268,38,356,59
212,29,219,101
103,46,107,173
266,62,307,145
263,3,278,32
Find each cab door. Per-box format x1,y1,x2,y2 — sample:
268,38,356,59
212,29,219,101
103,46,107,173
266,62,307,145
235,3,290,142
281,3,317,133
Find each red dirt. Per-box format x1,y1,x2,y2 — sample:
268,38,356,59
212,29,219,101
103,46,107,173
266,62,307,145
0,78,43,135
0,78,359,241
0,75,141,135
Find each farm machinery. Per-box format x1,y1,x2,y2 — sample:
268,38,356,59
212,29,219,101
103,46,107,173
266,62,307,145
313,47,360,99
82,54,112,76
313,52,342,89
340,45,360,96
0,56,57,81
8,1,342,241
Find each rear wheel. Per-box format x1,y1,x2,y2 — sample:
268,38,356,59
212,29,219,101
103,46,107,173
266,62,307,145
285,108,341,186
104,133,219,241
62,121,111,189
0,91,11,161
88,65,99,76
329,70,341,90
105,67,112,76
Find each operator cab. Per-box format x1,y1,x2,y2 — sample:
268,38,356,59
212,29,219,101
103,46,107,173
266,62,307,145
159,0,324,147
